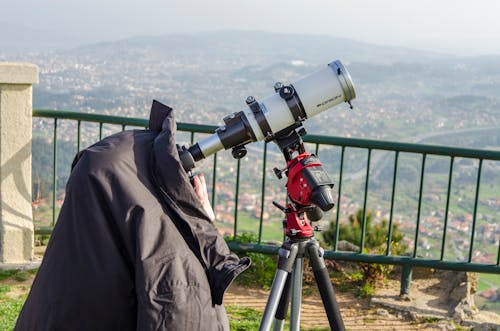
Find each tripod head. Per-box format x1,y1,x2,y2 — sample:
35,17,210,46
272,128,335,239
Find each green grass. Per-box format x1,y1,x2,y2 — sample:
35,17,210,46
0,269,37,330
475,272,500,314
477,272,500,292
476,295,500,313
330,270,363,292
226,305,329,331
226,305,263,330
420,316,440,323
479,182,500,199
226,233,278,289
0,269,37,282
217,211,285,243
235,212,284,242
0,285,28,330
33,205,61,227
0,264,330,330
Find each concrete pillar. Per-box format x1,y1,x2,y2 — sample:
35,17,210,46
0,62,38,265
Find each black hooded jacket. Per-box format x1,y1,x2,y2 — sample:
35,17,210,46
15,101,250,331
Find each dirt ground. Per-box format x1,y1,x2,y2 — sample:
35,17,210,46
7,247,500,330
225,267,500,331
372,268,500,330
226,283,445,330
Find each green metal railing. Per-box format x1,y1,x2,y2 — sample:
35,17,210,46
33,109,500,294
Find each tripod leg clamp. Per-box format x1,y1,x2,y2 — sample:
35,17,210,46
277,244,299,273
307,242,327,271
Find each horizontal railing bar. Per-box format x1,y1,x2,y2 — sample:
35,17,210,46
227,242,500,273
34,109,500,160
34,109,149,127
31,232,500,274
33,109,217,134
328,252,500,274
35,227,54,236
304,133,500,160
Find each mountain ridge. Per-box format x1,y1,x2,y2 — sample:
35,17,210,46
2,26,458,64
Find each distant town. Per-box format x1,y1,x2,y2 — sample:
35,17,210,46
3,31,499,266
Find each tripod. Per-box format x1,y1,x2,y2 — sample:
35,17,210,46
258,130,345,331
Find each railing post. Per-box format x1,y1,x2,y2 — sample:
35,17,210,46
0,62,39,266
400,265,413,296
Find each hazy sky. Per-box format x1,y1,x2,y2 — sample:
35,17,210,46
3,0,500,55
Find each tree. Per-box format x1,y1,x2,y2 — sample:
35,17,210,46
323,209,406,255
322,209,408,295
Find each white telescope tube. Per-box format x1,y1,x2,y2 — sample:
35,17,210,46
185,59,355,166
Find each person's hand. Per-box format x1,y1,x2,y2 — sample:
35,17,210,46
192,173,216,221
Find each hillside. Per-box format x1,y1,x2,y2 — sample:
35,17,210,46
2,30,499,316
1,31,497,144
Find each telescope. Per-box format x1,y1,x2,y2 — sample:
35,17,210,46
179,59,356,172
176,59,356,331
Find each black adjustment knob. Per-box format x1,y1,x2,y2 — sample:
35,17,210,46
246,96,256,105
306,206,324,222
279,85,295,100
231,146,247,159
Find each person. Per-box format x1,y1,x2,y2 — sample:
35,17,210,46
15,100,250,331
192,173,216,222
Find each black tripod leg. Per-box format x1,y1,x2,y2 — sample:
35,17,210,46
307,241,345,331
273,275,292,331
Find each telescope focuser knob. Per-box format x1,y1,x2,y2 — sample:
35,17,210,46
274,82,284,92
231,145,247,159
